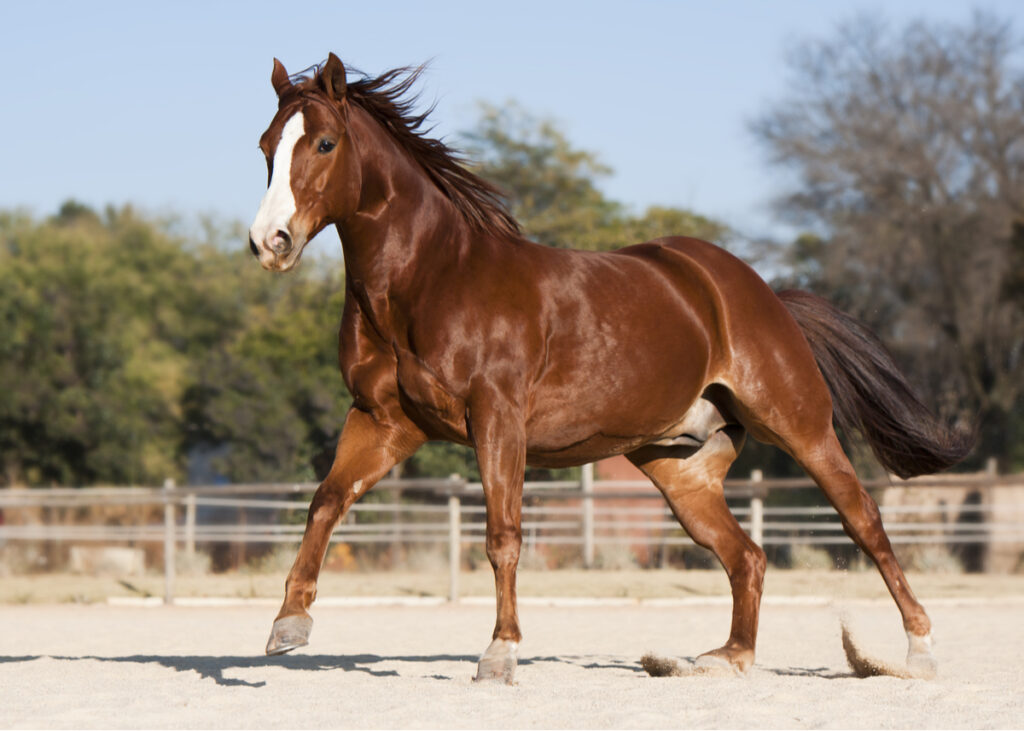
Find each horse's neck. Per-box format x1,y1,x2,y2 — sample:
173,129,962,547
338,189,469,293
336,112,474,318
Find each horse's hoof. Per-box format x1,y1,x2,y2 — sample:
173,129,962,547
266,614,313,656
473,638,518,684
906,631,937,680
694,653,739,676
907,651,937,680
695,646,752,676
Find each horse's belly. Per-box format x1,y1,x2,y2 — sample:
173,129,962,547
525,435,650,468
524,353,711,466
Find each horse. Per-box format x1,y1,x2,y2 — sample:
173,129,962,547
247,53,971,683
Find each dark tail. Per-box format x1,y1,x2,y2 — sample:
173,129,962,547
778,290,974,478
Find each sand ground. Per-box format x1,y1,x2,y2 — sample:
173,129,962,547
1,571,1023,729
3,567,1024,604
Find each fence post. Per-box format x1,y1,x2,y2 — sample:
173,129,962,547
184,492,196,559
985,456,998,478
750,469,764,548
448,479,461,603
163,478,176,605
582,463,595,568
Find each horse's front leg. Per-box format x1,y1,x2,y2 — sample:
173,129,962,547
266,407,423,655
470,399,526,684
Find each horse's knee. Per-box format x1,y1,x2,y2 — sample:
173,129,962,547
486,526,522,567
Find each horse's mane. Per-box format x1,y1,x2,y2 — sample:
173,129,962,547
290,62,521,240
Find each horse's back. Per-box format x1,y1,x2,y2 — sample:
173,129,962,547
621,235,812,359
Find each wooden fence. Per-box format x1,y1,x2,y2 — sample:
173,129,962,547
1,465,1023,603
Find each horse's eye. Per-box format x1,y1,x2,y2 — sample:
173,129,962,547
318,139,336,154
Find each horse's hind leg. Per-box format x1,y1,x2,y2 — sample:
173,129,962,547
790,429,936,676
732,365,936,675
628,426,765,674
266,407,423,655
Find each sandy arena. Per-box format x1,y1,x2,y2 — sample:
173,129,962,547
2,594,1023,729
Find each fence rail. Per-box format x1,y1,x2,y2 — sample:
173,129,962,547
2,465,1023,603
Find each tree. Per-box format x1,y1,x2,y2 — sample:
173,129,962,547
181,262,351,483
751,13,1024,468
0,204,352,486
463,102,730,251
0,205,192,485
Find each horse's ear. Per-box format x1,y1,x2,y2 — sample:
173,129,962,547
271,58,292,97
320,53,347,99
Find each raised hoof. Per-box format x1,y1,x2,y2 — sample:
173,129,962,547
473,638,518,684
266,614,313,656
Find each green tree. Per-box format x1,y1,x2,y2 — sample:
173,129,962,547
463,102,730,251
0,204,192,485
0,204,352,486
182,261,351,483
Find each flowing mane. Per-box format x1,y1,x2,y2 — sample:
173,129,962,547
289,62,521,240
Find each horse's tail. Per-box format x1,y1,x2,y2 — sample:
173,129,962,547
777,289,973,478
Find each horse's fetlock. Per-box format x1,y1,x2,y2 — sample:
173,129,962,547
904,614,932,638
284,577,317,610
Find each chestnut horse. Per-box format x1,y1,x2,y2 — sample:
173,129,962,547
248,54,970,683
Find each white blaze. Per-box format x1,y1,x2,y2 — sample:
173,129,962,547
251,111,305,247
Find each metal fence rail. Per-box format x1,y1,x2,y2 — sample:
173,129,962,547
2,466,1023,603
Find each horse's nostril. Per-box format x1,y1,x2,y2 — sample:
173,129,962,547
269,229,293,255
249,236,259,257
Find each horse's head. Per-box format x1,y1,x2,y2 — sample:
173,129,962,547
249,53,358,272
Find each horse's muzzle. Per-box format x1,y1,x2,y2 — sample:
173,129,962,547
248,223,306,272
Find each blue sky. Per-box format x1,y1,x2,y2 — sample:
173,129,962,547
3,1,1022,247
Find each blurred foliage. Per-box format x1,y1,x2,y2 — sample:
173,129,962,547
464,102,731,251
0,203,350,486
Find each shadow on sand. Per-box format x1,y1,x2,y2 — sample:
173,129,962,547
0,652,849,687
0,652,652,688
